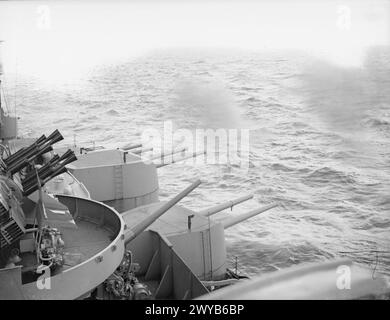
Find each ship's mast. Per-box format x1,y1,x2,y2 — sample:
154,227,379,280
0,40,3,114
0,41,18,141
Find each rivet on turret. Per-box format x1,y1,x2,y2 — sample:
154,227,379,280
111,245,117,252
95,256,103,263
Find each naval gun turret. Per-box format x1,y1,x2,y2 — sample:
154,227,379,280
50,144,205,213
122,193,278,288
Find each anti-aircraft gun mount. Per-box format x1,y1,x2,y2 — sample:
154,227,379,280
0,129,77,253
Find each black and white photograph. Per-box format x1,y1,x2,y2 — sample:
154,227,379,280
0,0,389,304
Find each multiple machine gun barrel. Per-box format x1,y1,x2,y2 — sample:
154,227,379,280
22,150,77,196
4,129,63,169
2,129,77,196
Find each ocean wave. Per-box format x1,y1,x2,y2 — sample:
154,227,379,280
227,240,334,275
305,167,356,185
328,150,355,160
365,117,390,128
244,96,261,104
365,217,390,230
105,109,120,116
84,115,99,121
238,86,263,92
269,163,295,172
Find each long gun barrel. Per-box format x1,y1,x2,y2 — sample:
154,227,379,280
122,143,142,151
223,203,278,229
149,147,188,161
156,151,206,168
132,146,154,155
125,179,201,244
198,194,254,217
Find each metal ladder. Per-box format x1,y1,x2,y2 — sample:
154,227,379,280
113,165,123,200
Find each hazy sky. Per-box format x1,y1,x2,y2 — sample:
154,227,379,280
0,0,389,80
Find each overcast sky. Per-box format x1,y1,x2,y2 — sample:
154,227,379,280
0,0,389,80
